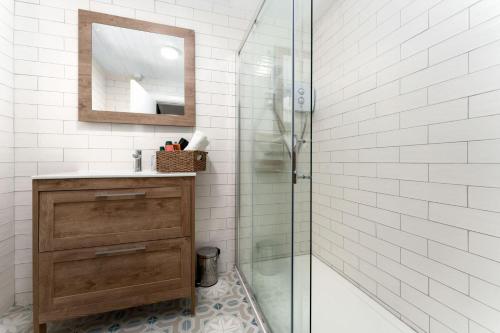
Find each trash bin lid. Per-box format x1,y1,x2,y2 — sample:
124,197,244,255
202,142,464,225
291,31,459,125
197,247,220,259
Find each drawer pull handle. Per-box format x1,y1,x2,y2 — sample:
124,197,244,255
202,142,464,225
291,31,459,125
95,192,146,199
95,245,147,257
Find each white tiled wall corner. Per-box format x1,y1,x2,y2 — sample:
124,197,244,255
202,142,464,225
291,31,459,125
11,0,257,305
313,1,500,332
0,0,15,314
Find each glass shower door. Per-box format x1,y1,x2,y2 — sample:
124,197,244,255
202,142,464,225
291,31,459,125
237,1,311,332
292,0,312,332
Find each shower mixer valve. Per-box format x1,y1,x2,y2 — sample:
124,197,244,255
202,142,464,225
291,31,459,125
294,83,312,112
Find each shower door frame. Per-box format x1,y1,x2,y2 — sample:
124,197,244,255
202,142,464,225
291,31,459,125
235,0,270,331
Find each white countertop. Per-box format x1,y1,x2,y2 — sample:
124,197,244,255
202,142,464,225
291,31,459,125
32,170,196,180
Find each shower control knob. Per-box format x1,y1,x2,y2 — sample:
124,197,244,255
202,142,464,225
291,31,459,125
298,88,305,95
298,97,305,104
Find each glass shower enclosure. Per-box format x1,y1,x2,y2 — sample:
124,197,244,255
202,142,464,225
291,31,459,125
236,0,312,332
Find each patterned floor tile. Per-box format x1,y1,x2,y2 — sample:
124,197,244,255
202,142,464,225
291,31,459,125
203,316,244,333
0,271,262,333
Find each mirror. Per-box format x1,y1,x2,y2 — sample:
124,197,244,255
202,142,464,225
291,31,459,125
78,10,195,126
92,24,185,116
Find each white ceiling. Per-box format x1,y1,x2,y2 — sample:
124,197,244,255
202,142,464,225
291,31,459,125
92,23,184,83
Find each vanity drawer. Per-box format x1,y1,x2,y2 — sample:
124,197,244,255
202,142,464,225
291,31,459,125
38,238,192,321
38,184,192,251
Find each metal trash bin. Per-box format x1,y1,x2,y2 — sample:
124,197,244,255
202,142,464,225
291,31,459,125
196,247,220,287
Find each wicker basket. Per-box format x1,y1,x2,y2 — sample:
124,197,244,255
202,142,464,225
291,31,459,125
156,150,208,172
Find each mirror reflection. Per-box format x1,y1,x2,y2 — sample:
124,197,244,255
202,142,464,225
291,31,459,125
91,23,185,115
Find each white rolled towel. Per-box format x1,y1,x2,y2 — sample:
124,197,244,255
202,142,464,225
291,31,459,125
185,130,209,151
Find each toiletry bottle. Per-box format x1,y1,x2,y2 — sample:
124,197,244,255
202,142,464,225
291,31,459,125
165,141,174,152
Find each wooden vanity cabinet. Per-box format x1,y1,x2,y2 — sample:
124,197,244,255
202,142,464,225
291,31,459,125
32,176,195,333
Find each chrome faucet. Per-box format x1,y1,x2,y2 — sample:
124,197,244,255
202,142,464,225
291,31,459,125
132,150,142,172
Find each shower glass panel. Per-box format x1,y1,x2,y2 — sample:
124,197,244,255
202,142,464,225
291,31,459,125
292,0,312,332
237,1,311,332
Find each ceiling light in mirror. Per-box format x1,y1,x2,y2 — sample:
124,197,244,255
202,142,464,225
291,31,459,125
160,46,181,60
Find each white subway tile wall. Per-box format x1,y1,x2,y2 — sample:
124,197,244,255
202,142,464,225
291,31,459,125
0,0,15,314
11,0,257,305
313,1,500,332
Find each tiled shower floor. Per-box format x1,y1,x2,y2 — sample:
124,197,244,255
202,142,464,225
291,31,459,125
0,270,262,333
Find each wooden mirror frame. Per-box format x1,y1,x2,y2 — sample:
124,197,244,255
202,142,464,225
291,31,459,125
78,9,195,127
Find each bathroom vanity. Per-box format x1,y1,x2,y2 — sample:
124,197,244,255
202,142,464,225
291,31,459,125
31,171,196,333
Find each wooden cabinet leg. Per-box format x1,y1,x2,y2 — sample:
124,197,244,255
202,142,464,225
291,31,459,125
190,290,196,315
34,323,47,333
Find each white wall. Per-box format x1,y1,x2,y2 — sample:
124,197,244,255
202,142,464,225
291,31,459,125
104,76,131,112
0,0,15,314
100,76,185,113
91,58,106,110
12,0,257,306
313,1,500,332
